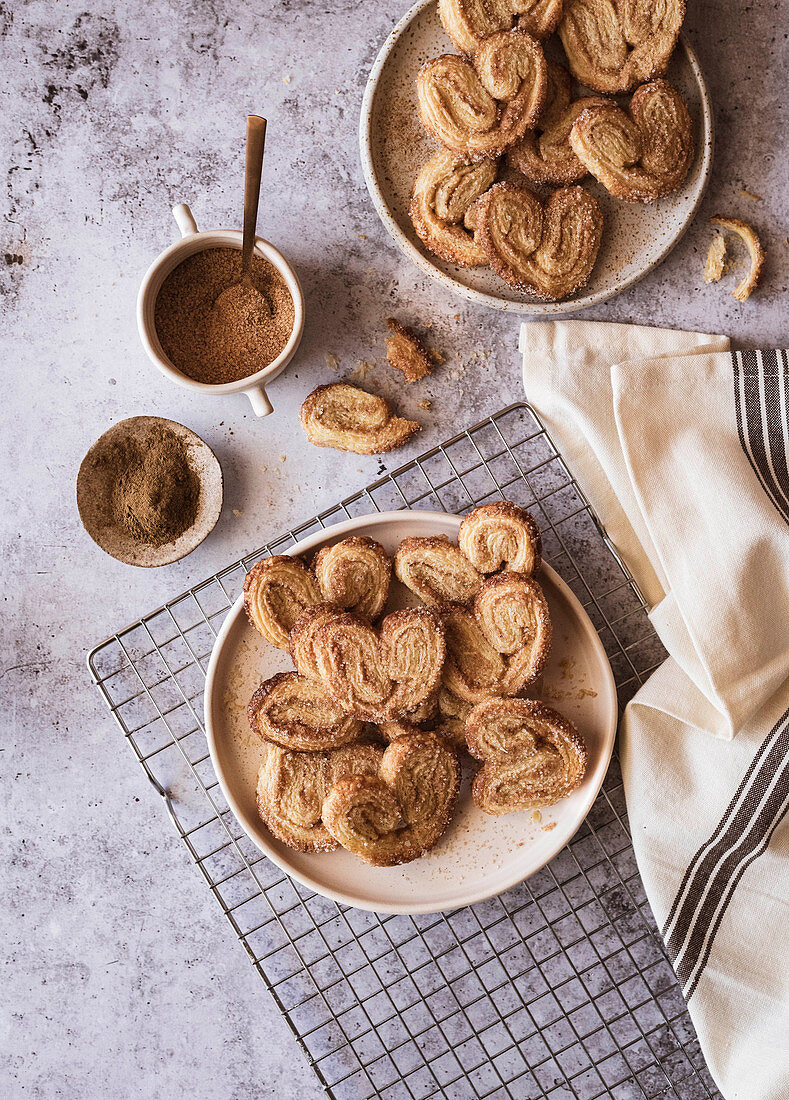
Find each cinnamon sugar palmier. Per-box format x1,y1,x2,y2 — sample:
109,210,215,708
256,740,383,852
459,501,542,575
300,383,420,454
322,732,460,866
313,536,391,621
395,534,483,607
507,62,609,185
558,0,685,94
290,604,339,681
410,151,498,267
569,79,694,203
417,29,547,160
441,572,551,703
471,181,602,300
248,671,363,751
308,608,446,722
243,555,321,651
466,697,586,814
439,0,563,55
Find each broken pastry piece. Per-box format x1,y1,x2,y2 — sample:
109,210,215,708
704,234,727,284
709,216,765,302
300,382,421,454
386,319,432,383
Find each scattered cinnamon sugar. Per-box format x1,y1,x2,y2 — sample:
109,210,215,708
155,247,295,384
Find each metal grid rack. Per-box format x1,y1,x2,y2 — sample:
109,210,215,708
88,403,721,1100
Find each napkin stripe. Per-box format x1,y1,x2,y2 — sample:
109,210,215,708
733,349,789,525
662,705,789,997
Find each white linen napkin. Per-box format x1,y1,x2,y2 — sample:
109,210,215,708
520,321,789,1100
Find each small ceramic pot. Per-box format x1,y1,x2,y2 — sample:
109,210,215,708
137,203,305,416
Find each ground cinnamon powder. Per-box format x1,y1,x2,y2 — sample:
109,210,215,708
107,424,201,546
154,247,295,384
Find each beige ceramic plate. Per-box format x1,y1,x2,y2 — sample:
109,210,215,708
204,511,618,914
77,416,223,567
360,0,713,313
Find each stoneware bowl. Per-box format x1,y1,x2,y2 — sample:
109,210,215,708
359,0,714,314
203,510,618,914
77,415,223,567
137,204,305,416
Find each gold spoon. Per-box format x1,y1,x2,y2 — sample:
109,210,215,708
241,114,267,287
212,115,270,318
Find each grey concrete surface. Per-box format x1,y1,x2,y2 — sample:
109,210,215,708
1,1,786,1097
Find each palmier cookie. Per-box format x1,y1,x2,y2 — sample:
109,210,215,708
248,671,363,752
466,697,586,814
395,534,483,607
410,151,498,267
256,740,384,852
244,555,321,651
313,536,391,621
459,501,542,576
507,61,609,185
302,608,446,723
469,181,602,300
417,29,547,160
440,572,551,703
558,0,685,95
322,732,460,866
300,383,420,455
569,79,694,203
440,0,563,55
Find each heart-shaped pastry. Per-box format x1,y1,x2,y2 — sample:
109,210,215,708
313,536,391,621
395,534,483,607
508,61,609,184
244,555,321,651
256,740,384,852
466,697,586,814
558,0,685,94
395,502,541,606
569,79,694,202
469,181,603,299
440,572,551,703
300,383,421,454
417,29,548,159
440,0,564,54
459,500,542,575
322,732,461,865
248,671,363,751
301,607,446,722
410,150,498,267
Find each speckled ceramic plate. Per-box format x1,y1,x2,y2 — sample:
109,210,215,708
77,416,223,567
204,511,617,914
360,1,713,313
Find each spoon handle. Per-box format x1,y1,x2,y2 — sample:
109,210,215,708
241,114,267,276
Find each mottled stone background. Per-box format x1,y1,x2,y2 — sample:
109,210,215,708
1,0,786,1096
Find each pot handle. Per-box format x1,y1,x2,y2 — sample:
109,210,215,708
172,203,198,237
246,385,273,417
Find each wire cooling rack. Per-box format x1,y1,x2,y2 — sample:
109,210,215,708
89,403,722,1100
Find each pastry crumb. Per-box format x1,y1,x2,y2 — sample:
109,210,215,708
710,216,765,301
232,509,243,517
417,399,432,410
325,353,340,372
385,318,432,383
349,360,375,382
738,189,763,202
704,235,727,283
541,822,557,832
531,810,542,825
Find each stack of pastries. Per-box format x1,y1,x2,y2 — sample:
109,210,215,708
410,0,694,300
242,502,588,866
